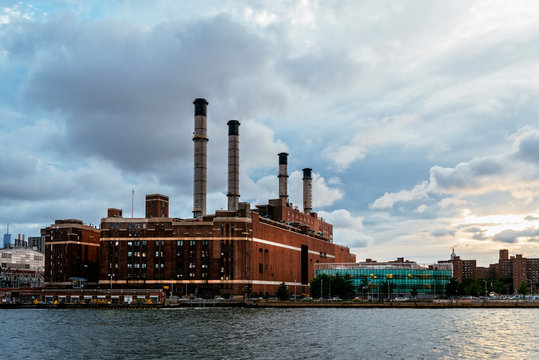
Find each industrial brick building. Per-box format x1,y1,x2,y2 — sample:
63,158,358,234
44,219,100,287
45,98,355,298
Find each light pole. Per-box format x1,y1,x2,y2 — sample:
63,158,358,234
108,273,114,290
294,279,297,301
321,278,323,299
483,280,488,297
328,282,331,299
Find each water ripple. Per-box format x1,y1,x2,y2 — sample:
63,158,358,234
1,308,538,359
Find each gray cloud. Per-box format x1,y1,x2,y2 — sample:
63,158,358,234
431,229,456,237
12,14,285,173
513,126,539,166
430,156,505,192
279,52,360,93
492,228,539,243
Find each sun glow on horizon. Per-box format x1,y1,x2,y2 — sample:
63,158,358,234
462,212,539,237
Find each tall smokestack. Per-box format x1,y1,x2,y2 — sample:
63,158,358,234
302,168,312,214
227,120,240,211
278,152,289,202
193,98,209,218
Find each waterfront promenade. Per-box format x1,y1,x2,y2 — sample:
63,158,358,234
2,299,539,309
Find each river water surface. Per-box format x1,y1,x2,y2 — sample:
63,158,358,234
1,308,538,359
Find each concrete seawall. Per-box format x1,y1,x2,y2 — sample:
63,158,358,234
2,300,539,309
249,300,539,308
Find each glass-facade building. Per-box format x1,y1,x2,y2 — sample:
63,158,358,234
315,262,452,298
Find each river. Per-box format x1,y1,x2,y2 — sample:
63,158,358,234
1,308,538,359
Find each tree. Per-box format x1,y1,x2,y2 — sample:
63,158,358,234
331,274,355,299
462,278,481,297
360,278,370,299
410,285,419,299
310,273,355,299
517,280,530,296
276,282,289,300
445,278,460,297
310,274,330,298
379,280,396,299
492,277,512,295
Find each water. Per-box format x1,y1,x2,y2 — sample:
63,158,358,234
1,308,538,359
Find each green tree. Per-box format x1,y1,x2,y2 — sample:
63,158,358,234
492,277,513,295
379,280,396,299
310,274,330,298
445,278,460,297
410,285,419,299
462,278,481,297
360,278,370,299
331,274,355,299
276,282,289,300
517,280,530,296
310,273,355,299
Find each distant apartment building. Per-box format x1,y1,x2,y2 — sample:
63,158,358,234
438,249,476,282
437,249,539,293
496,249,539,293
28,234,45,254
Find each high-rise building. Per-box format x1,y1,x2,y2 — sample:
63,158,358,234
3,224,11,249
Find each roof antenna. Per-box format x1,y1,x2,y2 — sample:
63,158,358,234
132,188,134,218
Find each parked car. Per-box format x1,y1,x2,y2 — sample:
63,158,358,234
393,297,409,302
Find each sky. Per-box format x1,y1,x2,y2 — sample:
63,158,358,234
1,0,539,266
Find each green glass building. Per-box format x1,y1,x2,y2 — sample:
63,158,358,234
315,262,452,298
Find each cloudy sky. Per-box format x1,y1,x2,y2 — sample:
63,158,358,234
2,1,539,265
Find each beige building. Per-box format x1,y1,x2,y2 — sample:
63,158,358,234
1,248,44,271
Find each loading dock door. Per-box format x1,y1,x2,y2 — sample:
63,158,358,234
301,245,308,285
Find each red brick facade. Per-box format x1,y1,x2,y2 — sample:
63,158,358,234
97,198,355,297
44,219,100,287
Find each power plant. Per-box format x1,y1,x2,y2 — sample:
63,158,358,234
43,98,355,298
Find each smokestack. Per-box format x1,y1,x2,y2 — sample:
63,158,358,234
278,152,289,202
227,120,240,211
302,168,312,214
193,98,209,218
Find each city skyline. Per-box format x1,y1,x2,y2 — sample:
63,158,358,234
1,1,539,266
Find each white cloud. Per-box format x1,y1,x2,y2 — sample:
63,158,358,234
318,209,370,249
370,181,430,209
327,114,422,170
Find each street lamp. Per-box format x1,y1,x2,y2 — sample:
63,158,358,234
483,280,488,297
108,273,114,290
